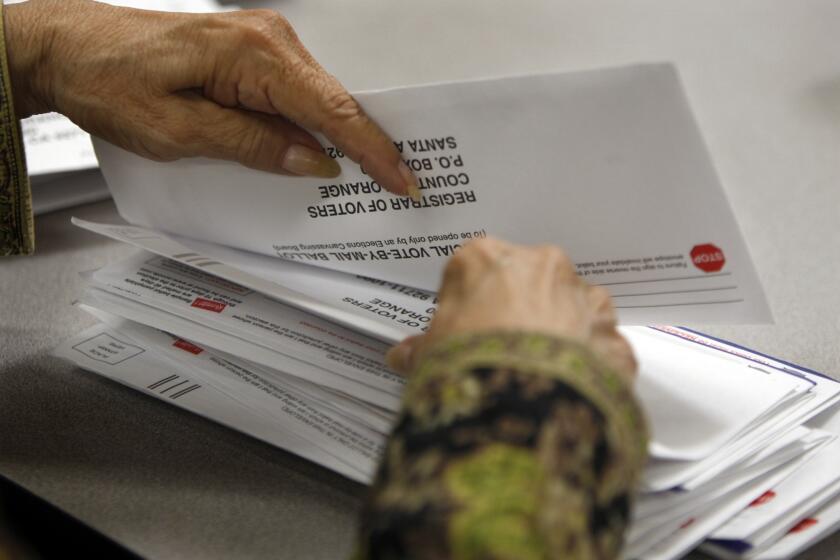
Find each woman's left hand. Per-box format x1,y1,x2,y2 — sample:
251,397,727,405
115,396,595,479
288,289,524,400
386,237,637,379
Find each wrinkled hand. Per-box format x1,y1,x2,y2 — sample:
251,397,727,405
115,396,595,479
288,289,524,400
387,237,637,378
6,0,417,196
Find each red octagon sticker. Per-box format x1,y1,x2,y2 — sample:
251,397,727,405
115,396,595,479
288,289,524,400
691,244,726,273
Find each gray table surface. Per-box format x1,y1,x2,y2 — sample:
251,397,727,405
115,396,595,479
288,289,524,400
3,0,840,558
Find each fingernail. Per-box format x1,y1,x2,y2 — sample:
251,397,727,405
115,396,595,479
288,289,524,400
398,161,421,200
407,184,422,202
283,144,341,178
385,344,412,373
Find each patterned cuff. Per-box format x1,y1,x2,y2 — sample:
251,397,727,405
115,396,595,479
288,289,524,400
0,0,34,256
405,331,649,483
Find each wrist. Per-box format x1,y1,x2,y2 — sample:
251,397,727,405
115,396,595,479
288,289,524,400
407,330,637,398
4,0,75,117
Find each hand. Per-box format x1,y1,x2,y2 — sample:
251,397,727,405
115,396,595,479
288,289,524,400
386,237,637,378
4,0,418,196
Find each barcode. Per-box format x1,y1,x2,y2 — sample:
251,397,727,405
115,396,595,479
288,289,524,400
147,374,201,400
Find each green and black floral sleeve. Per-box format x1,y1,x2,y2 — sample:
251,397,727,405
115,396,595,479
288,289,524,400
356,332,648,560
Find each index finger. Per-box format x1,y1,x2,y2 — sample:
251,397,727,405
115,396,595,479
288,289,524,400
266,55,419,199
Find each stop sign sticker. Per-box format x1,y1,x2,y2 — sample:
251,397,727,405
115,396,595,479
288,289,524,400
691,244,726,273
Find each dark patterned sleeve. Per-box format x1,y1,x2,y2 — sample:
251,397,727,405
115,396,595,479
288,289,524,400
0,0,35,257
355,332,648,560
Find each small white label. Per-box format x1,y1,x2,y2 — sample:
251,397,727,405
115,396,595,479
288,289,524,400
72,333,144,365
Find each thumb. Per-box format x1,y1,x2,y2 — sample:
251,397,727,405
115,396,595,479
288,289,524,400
169,93,341,177
385,335,425,376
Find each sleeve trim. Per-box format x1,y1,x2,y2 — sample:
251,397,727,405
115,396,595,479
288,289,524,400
0,0,34,256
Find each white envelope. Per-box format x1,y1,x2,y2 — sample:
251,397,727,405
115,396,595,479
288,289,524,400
624,327,809,462
751,496,840,560
88,252,404,394
78,287,403,411
94,64,771,325
711,406,840,545
87,305,391,431
54,323,369,482
624,449,820,560
633,427,820,522
73,218,424,343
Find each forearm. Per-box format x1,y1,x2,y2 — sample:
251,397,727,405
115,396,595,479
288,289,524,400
356,332,648,559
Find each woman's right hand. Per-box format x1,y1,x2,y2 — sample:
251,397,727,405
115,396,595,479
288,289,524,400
5,0,418,197
387,237,637,379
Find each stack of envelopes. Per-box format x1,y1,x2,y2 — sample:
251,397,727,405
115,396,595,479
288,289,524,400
57,64,840,559
56,221,840,560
